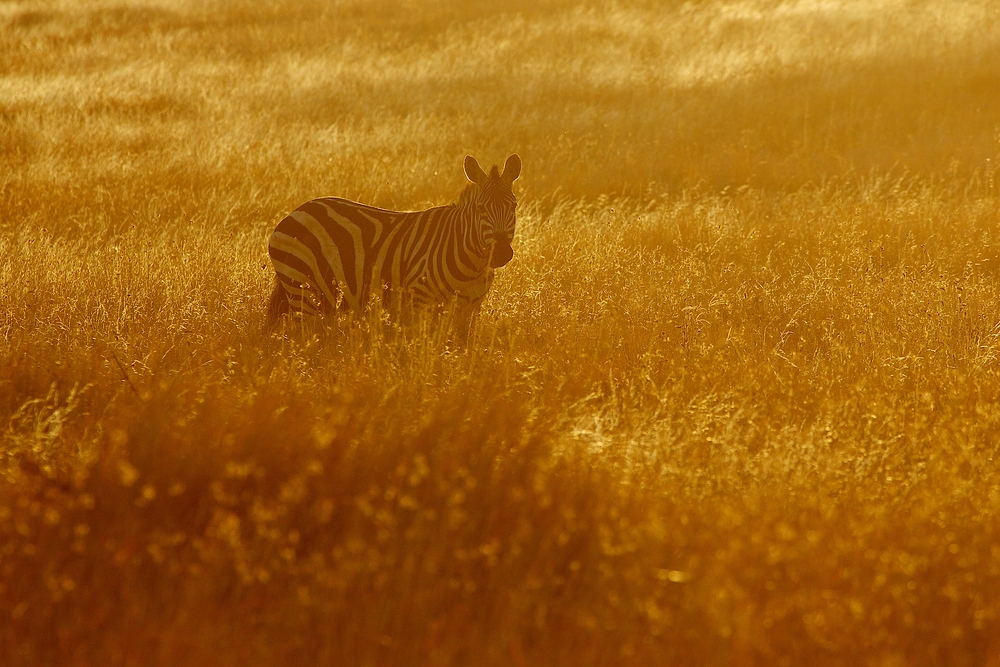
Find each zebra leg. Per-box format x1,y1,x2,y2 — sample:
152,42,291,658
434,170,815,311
272,276,327,321
453,298,482,347
454,270,493,346
386,288,418,327
265,277,290,326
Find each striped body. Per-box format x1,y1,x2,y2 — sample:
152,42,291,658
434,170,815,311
267,155,520,330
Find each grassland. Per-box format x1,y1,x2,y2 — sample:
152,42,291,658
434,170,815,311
3,0,1000,664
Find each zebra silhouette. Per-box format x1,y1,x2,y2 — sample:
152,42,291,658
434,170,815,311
267,154,521,338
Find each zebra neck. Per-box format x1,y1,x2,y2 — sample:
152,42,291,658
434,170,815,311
453,205,489,273
457,183,479,208
452,187,489,271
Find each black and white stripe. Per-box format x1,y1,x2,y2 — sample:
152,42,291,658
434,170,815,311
267,154,521,333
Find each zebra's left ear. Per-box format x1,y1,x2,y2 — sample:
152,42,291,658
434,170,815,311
501,154,521,184
464,156,488,185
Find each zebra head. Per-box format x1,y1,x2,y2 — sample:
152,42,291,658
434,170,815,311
464,154,521,268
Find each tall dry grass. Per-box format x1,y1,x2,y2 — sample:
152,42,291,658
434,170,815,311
3,0,1000,665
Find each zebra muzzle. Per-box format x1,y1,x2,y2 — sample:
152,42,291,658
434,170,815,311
490,237,514,268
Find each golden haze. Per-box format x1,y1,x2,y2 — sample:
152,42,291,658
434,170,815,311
2,0,1000,664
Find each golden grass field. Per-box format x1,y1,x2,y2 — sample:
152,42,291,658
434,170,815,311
3,0,1000,664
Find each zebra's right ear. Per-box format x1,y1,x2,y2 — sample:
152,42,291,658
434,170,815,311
464,156,488,185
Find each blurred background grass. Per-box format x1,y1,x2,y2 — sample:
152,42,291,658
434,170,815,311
3,0,1000,665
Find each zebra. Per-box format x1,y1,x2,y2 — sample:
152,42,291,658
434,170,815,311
266,154,521,339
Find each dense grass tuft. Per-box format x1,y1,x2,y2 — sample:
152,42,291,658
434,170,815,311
3,0,1000,664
